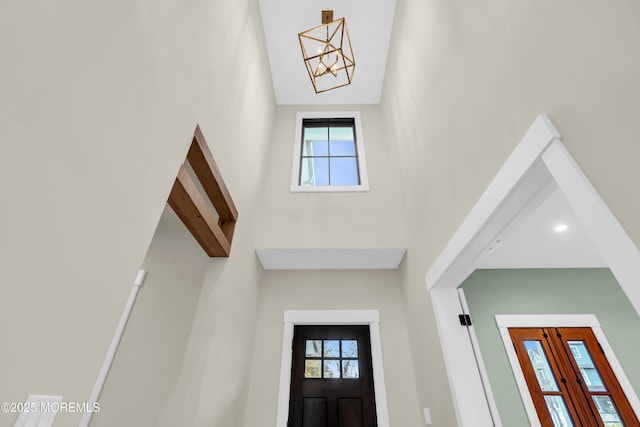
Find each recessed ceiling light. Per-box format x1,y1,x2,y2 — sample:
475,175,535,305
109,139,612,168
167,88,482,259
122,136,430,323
554,224,569,232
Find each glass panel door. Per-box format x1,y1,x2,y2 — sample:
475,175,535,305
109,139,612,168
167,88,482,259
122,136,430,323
555,328,636,427
510,328,583,427
510,327,639,427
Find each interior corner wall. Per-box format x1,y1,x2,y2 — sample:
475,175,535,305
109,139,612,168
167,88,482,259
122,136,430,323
244,270,423,427
380,0,640,424
0,0,274,426
168,218,267,427
461,268,640,425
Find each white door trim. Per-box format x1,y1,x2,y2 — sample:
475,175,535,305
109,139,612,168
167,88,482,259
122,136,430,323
429,287,498,426
426,114,640,426
495,314,640,425
458,289,501,425
275,310,390,427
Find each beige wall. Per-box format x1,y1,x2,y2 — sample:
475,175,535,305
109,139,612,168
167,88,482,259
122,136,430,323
254,105,407,249
249,103,422,424
0,0,274,425
382,0,640,425
91,206,209,426
248,103,425,425
245,270,423,427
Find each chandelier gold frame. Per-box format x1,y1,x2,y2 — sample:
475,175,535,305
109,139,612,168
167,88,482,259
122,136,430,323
298,11,356,93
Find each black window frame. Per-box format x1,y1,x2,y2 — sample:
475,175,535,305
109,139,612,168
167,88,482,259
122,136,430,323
303,338,360,380
298,117,361,187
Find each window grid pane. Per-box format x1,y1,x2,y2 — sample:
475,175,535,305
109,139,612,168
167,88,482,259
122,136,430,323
323,340,340,357
342,360,359,378
305,360,322,378
329,140,356,156
302,139,328,157
329,127,354,141
305,340,322,357
323,360,341,378
329,157,359,186
300,157,328,186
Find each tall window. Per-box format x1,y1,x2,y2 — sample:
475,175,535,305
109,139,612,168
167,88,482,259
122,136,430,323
300,118,359,187
291,112,369,192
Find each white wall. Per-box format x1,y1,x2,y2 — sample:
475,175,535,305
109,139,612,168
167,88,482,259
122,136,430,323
381,0,640,425
0,0,274,425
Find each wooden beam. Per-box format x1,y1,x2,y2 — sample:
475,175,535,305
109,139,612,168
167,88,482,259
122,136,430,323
166,125,238,258
167,165,231,257
218,218,236,246
187,125,238,222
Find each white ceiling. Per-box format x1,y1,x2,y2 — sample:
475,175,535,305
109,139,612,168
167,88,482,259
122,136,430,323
256,248,406,270
257,0,396,105
477,186,607,269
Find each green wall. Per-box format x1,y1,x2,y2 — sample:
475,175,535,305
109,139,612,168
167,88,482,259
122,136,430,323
461,268,640,426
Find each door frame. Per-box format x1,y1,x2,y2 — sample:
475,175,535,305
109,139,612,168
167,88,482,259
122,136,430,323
495,314,640,426
275,310,390,427
426,114,640,426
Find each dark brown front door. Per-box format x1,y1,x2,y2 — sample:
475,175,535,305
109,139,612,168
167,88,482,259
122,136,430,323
288,325,377,427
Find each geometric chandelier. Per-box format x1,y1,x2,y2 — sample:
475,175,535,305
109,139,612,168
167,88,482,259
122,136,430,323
298,10,356,93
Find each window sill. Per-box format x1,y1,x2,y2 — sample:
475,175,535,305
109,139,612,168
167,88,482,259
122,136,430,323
290,185,370,193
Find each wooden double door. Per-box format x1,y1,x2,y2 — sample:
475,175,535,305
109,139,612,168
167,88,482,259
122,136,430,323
510,327,638,426
288,325,377,427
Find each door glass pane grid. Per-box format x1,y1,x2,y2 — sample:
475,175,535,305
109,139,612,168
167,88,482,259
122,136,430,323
300,120,359,187
524,339,576,425
567,341,606,392
544,396,575,427
304,339,359,379
524,340,560,392
592,396,625,427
